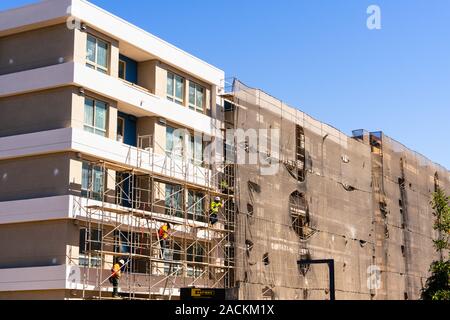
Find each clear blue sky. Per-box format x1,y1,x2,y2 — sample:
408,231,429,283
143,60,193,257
1,0,449,168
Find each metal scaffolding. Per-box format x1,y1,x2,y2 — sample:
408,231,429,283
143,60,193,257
75,136,236,300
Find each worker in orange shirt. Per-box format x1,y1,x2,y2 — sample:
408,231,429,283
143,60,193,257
110,259,125,298
158,223,171,258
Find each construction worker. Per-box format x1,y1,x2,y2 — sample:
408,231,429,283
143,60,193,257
210,196,224,225
158,223,171,257
110,259,125,298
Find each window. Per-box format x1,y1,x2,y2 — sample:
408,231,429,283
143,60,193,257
167,72,184,105
86,34,109,73
114,230,139,255
117,117,125,143
165,184,183,218
189,134,204,166
84,97,107,137
189,82,204,113
79,228,102,267
82,162,105,201
188,191,205,222
166,126,184,158
187,243,205,277
118,60,126,80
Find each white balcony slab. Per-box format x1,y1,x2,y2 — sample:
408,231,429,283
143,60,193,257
0,265,67,292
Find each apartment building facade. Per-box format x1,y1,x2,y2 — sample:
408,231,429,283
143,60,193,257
0,0,449,301
0,0,235,300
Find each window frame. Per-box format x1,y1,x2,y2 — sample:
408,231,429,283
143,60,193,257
79,228,102,267
81,162,106,201
118,59,126,80
189,81,205,113
167,72,185,105
164,183,183,218
188,190,206,222
83,96,108,137
117,116,125,143
189,134,204,166
86,34,110,74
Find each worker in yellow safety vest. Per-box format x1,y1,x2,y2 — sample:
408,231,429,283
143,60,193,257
110,259,125,298
210,197,223,225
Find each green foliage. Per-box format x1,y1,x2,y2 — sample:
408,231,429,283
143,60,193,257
421,188,450,301
421,261,450,301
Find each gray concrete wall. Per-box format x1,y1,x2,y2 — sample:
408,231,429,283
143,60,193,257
0,23,74,75
0,87,76,138
0,220,78,269
0,153,73,202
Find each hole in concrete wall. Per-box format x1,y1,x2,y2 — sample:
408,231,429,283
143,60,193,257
342,184,356,192
248,181,261,194
263,253,270,266
303,289,309,300
262,287,275,300
401,245,406,257
399,199,403,207
247,203,254,216
290,191,310,239
400,208,404,215
379,201,388,217
404,292,409,300
359,240,367,248
296,125,306,182
298,252,311,276
245,240,254,255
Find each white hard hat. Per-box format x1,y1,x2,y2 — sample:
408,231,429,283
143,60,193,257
119,259,125,265
214,196,221,201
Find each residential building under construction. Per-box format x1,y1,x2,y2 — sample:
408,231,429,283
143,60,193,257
0,0,449,300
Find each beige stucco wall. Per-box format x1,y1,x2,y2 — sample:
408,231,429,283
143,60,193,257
0,23,75,75
0,220,79,269
0,87,76,138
